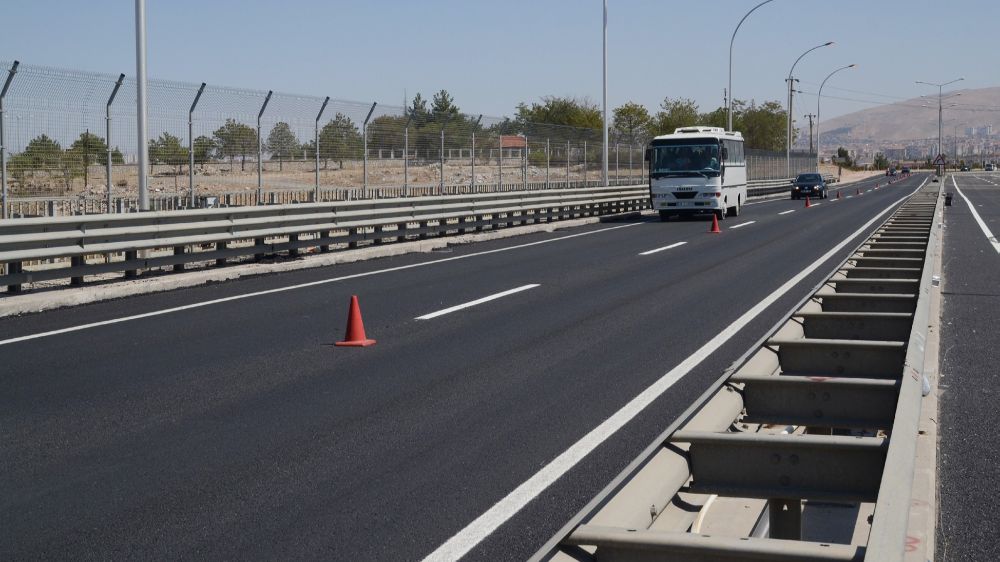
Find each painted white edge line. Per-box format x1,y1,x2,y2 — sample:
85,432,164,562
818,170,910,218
810,203,822,207
638,241,687,256
729,221,756,229
846,195,854,199
415,285,540,320
420,176,928,562
0,222,643,347
952,175,1000,254
778,210,795,215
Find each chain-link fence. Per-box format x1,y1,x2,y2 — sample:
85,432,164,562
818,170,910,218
0,60,815,218
0,61,653,218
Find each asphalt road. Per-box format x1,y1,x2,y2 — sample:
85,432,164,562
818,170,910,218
936,172,1000,562
0,174,923,560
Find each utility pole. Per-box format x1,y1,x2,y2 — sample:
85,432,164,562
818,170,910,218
805,113,816,154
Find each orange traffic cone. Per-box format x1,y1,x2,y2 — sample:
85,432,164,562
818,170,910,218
335,295,376,347
709,213,721,233
805,196,811,208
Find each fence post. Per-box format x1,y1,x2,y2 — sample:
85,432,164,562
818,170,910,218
566,140,571,187
187,82,205,209
615,143,619,185
314,96,330,202
102,73,126,214
0,61,19,220
523,135,528,189
546,139,550,188
498,133,503,190
470,114,482,190
256,90,272,205
440,127,445,194
362,101,377,191
628,144,633,182
583,140,588,186
403,114,412,196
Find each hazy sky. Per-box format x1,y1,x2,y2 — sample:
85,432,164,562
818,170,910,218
3,0,999,123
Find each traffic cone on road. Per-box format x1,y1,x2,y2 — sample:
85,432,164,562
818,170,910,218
709,213,721,233
805,196,811,208
335,295,377,347
857,187,862,196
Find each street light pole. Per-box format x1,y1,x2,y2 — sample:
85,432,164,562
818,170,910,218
135,0,149,211
786,41,833,176
728,0,775,131
602,0,609,187
816,64,856,167
916,78,964,162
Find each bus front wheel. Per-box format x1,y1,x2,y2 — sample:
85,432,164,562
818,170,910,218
715,207,727,221
659,210,671,222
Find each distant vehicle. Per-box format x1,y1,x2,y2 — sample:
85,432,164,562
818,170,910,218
932,177,940,182
901,167,911,174
646,126,746,221
886,168,898,177
791,173,827,200
960,165,970,172
986,163,996,172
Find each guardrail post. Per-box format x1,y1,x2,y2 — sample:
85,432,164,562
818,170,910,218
188,82,206,209
768,498,802,540
5,261,22,293
105,73,126,213
0,61,19,220
289,234,300,256
172,246,186,271
215,241,227,266
253,237,266,261
70,256,85,285
124,250,138,278
256,90,273,205
314,96,330,202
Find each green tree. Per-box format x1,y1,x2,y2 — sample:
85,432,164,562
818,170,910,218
431,89,460,121
650,97,700,137
515,96,602,130
266,122,299,170
739,100,787,151
67,131,110,185
314,113,363,169
874,152,889,169
836,147,854,167
192,135,216,167
149,132,188,173
213,119,257,171
612,101,652,145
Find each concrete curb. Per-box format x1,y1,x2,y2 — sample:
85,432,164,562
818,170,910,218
0,213,639,318
904,189,944,562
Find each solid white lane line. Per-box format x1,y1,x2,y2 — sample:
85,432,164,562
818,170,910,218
779,210,795,215
810,203,822,207
0,222,644,347
415,285,540,320
846,195,854,199
729,221,756,229
638,241,687,256
421,177,928,562
953,175,1000,254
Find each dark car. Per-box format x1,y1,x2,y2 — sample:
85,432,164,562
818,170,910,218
792,173,827,200
902,167,911,174
961,165,970,172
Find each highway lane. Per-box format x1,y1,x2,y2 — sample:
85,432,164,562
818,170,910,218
0,173,919,560
937,173,1000,562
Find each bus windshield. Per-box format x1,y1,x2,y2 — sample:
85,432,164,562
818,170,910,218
650,142,721,177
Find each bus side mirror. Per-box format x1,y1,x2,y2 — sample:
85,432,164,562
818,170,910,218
644,148,651,162
721,146,729,160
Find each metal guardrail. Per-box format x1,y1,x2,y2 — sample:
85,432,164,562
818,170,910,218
535,180,941,561
0,184,649,292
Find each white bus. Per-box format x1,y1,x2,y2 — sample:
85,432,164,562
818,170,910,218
646,126,747,221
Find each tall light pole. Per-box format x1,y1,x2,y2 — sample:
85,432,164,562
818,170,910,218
602,0,609,187
786,41,833,176
816,64,856,166
135,0,149,211
916,78,964,161
728,0,775,131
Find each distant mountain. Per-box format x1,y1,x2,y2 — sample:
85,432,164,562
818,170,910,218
800,86,1000,147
